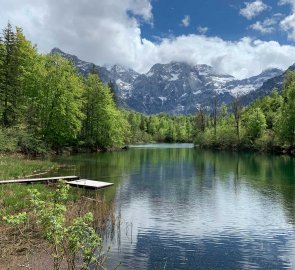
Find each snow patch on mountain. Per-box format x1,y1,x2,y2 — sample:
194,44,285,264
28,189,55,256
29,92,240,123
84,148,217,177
51,48,284,115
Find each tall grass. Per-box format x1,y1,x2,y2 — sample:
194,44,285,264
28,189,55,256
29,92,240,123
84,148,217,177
0,155,58,213
0,154,56,180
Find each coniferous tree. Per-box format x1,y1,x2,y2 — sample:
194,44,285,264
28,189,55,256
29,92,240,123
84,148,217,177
0,23,18,127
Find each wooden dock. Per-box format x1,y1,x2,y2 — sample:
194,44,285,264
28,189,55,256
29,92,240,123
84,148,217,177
0,176,113,190
67,179,113,190
0,176,79,185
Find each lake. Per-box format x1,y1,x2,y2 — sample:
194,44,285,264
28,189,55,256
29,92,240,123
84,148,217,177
53,144,295,269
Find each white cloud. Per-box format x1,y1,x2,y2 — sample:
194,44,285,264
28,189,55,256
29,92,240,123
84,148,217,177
240,0,269,20
278,0,294,5
279,0,295,40
281,14,295,40
147,36,295,79
181,15,190,27
250,17,278,34
197,26,209,34
1,0,295,79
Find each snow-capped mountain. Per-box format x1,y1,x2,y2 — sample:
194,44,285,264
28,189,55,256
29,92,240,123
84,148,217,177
126,63,282,114
127,62,235,114
240,63,295,105
109,65,140,99
51,48,284,114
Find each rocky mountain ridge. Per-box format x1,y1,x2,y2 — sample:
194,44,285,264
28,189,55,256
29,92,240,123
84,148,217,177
51,48,285,114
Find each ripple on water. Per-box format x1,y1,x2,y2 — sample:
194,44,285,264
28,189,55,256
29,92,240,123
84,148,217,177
53,145,295,269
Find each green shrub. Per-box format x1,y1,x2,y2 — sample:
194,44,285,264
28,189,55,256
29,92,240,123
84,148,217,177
3,182,104,270
0,128,18,152
17,131,48,156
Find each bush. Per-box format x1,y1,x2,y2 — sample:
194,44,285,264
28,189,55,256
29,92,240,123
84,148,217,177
17,131,48,156
3,182,104,270
0,128,18,152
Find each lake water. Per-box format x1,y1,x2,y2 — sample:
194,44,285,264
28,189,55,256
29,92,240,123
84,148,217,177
53,144,295,269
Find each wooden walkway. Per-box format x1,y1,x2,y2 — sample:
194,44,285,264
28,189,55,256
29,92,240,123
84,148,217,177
0,176,113,190
67,179,113,190
0,176,79,185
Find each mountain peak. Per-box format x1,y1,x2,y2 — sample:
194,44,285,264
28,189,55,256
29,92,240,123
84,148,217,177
51,48,290,115
259,68,283,76
51,47,64,54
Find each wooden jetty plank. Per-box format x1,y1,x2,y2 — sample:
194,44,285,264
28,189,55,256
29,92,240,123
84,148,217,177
0,176,79,185
67,179,113,190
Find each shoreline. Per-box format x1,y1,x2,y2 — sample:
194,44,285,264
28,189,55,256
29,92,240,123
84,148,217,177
194,144,295,156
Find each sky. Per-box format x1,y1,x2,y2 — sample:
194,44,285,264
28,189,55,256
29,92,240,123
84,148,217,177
1,0,295,79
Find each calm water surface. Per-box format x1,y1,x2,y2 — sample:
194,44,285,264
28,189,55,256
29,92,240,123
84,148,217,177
52,144,295,269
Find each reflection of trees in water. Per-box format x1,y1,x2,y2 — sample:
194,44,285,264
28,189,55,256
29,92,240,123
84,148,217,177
55,148,295,269
55,149,295,223
193,150,295,225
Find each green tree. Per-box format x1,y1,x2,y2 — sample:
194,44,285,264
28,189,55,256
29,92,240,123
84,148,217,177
232,95,241,142
276,72,295,145
243,108,266,142
29,54,84,148
0,24,38,128
0,23,19,126
81,74,126,149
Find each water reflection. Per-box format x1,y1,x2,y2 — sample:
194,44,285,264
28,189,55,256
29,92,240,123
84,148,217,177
53,145,295,269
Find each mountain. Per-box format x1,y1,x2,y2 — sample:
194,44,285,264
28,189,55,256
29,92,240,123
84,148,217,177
51,48,284,114
109,65,140,100
241,63,295,105
51,48,135,106
127,62,234,114
126,63,283,114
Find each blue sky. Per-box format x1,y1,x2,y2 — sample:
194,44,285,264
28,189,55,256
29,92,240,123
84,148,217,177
1,0,295,78
142,0,291,44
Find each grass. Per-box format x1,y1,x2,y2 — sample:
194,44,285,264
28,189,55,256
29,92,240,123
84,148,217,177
0,154,57,180
0,154,58,214
0,155,117,269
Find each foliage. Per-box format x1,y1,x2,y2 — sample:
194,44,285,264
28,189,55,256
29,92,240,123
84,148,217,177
242,107,266,143
81,73,127,149
2,181,103,270
275,72,295,146
0,127,18,152
17,129,47,156
124,111,195,144
29,54,85,148
0,23,198,154
194,72,295,152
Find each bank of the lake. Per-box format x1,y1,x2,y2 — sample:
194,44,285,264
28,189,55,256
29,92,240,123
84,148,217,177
0,154,57,180
195,143,295,156
2,144,295,269
0,154,59,213
0,154,115,269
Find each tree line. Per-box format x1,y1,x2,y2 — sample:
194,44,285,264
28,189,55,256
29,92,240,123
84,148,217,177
0,23,129,154
0,24,195,155
1,23,294,155
194,73,295,153
124,111,195,143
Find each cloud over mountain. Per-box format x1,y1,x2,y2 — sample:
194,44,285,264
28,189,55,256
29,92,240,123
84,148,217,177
1,0,295,79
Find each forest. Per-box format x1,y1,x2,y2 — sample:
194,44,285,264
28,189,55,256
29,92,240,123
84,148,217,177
0,24,195,155
194,78,295,153
0,23,294,155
